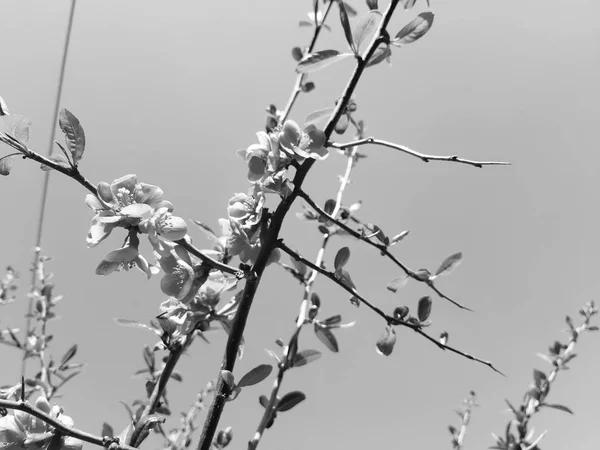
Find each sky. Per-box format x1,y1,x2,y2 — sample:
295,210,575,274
1,0,600,449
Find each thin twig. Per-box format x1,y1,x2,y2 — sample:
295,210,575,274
277,241,503,376
279,1,335,124
176,239,245,279
328,138,511,168
0,399,136,450
297,189,472,311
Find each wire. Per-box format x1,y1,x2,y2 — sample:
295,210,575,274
21,0,78,379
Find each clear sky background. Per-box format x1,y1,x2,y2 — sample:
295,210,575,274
1,1,600,449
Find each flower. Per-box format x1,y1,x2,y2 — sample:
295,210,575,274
278,120,328,160
95,232,153,278
227,192,264,232
85,174,172,248
237,132,282,183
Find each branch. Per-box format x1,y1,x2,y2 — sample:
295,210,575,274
277,241,503,376
176,239,245,279
198,2,406,448
0,399,136,450
328,138,511,168
278,0,335,124
297,189,472,311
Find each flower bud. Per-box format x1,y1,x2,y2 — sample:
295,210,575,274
157,215,188,241
216,426,233,447
35,396,51,414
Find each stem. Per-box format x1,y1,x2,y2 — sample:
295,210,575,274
279,1,335,124
328,137,511,167
0,399,136,450
297,189,472,310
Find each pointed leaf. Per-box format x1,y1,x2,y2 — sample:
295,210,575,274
40,153,71,171
376,326,396,356
334,247,350,271
191,220,219,242
59,109,86,165
366,0,378,10
390,230,409,245
322,315,342,327
401,0,418,8
353,11,382,54
366,43,391,68
237,364,273,388
338,0,356,54
533,369,547,388
588,325,599,331
417,296,432,322
293,349,322,367
435,252,463,277
296,50,352,74
59,344,77,368
101,423,114,438
342,2,357,16
393,12,434,46
314,323,339,352
305,107,335,127
542,403,573,414
143,345,155,371
277,391,306,412
386,274,408,293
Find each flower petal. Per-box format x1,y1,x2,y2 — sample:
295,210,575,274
121,203,152,218
110,174,138,193
85,194,104,211
87,218,116,248
95,259,121,276
134,183,164,207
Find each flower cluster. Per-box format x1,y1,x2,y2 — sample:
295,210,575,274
0,396,82,450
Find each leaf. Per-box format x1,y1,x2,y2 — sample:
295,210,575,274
305,107,335,127
293,349,322,367
336,268,356,290
386,274,408,293
277,391,306,412
143,345,154,371
393,12,435,46
353,11,382,54
296,50,353,74
220,370,235,389
40,154,71,171
0,154,16,176
114,318,161,336
533,369,547,389
434,252,463,277
542,403,573,414
322,315,342,327
390,230,409,245
366,43,391,67
192,220,219,242
342,2,357,16
417,296,432,322
338,0,356,54
59,344,77,368
314,323,339,352
0,114,32,143
59,109,86,165
237,364,273,388
101,423,114,438
375,326,396,356
366,0,378,10
0,96,9,116
334,247,350,271
588,325,599,331
401,0,418,8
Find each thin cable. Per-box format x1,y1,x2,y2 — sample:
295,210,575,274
21,0,77,378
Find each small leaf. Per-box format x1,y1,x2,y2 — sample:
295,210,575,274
375,325,396,356
435,252,463,277
305,107,335,127
59,344,77,368
336,268,356,290
353,11,382,54
338,0,356,54
101,423,114,438
386,274,408,293
59,109,86,165
293,349,322,367
314,323,339,352
277,391,306,412
400,0,418,8
290,253,307,277
0,115,32,143
237,364,273,388
533,369,547,388
40,153,71,171
0,154,16,176
342,1,357,16
258,395,269,408
588,325,599,331
291,47,303,61
0,96,9,116
143,345,154,371
393,12,435,46
366,0,378,10
221,370,235,390
390,230,409,245
417,296,432,322
296,50,353,74
542,403,573,414
334,247,350,271
114,318,161,335
366,43,391,67
322,315,342,327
